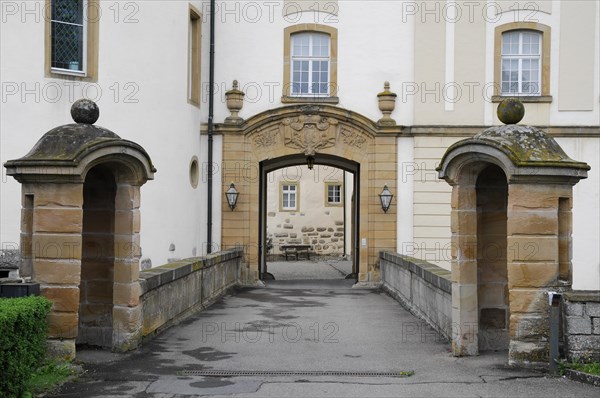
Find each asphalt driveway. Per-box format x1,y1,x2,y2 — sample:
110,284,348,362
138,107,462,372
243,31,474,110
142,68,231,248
53,280,598,397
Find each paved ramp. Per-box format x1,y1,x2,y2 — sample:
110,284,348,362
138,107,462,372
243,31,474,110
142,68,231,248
54,281,598,397
267,259,353,280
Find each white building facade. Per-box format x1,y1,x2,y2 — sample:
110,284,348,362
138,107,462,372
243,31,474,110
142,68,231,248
1,1,598,288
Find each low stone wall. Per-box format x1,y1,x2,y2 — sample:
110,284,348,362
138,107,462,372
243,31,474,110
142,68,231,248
562,291,600,361
380,251,452,340
139,248,243,338
0,249,20,279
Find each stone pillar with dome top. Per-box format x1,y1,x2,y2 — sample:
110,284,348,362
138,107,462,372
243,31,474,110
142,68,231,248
437,99,590,366
4,100,155,359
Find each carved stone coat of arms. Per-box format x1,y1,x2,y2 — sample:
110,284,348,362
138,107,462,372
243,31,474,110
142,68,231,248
280,115,339,156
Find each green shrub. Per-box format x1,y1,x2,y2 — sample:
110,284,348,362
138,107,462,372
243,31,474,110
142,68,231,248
0,296,52,398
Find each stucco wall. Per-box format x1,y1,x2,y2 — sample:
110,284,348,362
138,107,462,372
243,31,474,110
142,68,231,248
1,1,599,290
406,136,459,270
1,1,207,268
555,137,600,291
397,134,600,292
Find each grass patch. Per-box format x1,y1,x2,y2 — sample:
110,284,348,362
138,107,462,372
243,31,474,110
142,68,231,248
568,362,600,376
23,361,78,397
559,360,600,376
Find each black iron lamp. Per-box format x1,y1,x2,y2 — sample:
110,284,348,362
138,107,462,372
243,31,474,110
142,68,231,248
379,185,393,213
306,155,315,170
226,182,239,210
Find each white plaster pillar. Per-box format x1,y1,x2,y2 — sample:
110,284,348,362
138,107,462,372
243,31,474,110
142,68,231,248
397,136,414,253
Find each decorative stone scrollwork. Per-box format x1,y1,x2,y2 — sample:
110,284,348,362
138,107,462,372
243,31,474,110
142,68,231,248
281,115,338,156
249,110,371,155
340,126,367,149
252,127,280,148
299,104,321,114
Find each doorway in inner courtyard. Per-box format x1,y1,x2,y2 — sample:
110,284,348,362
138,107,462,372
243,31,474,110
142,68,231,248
259,154,359,281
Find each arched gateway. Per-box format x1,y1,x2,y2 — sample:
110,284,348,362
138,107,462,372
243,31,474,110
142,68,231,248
215,104,401,284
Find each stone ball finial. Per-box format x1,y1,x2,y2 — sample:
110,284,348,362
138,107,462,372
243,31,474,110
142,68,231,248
497,98,525,125
384,81,390,91
71,99,99,124
232,80,239,90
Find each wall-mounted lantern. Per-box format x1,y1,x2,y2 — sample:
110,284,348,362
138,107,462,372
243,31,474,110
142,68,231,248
379,185,393,213
226,183,239,210
306,155,315,170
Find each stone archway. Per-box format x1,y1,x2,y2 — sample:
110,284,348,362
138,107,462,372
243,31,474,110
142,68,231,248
259,153,360,280
217,104,399,284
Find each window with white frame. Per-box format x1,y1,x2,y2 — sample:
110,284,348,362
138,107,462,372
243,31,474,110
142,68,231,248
501,30,541,95
281,184,298,211
326,184,342,205
50,0,87,74
291,32,330,96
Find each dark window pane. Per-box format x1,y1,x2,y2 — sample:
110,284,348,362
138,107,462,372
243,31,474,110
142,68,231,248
52,0,83,24
51,21,83,70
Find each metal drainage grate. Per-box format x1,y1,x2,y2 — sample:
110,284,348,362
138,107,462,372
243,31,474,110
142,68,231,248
180,370,414,378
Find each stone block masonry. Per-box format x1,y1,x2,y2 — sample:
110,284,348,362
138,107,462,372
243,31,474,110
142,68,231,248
380,251,452,341
139,248,243,339
0,249,20,279
562,291,600,361
268,220,345,257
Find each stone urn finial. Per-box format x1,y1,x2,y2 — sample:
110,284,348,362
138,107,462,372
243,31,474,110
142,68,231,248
377,81,397,126
225,80,245,124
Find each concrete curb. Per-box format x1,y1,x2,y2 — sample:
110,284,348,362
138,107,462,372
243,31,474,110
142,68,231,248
563,368,600,387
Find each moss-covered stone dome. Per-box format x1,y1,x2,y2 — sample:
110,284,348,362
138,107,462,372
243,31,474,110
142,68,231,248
463,124,590,169
437,123,590,185
4,100,156,180
8,123,123,165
